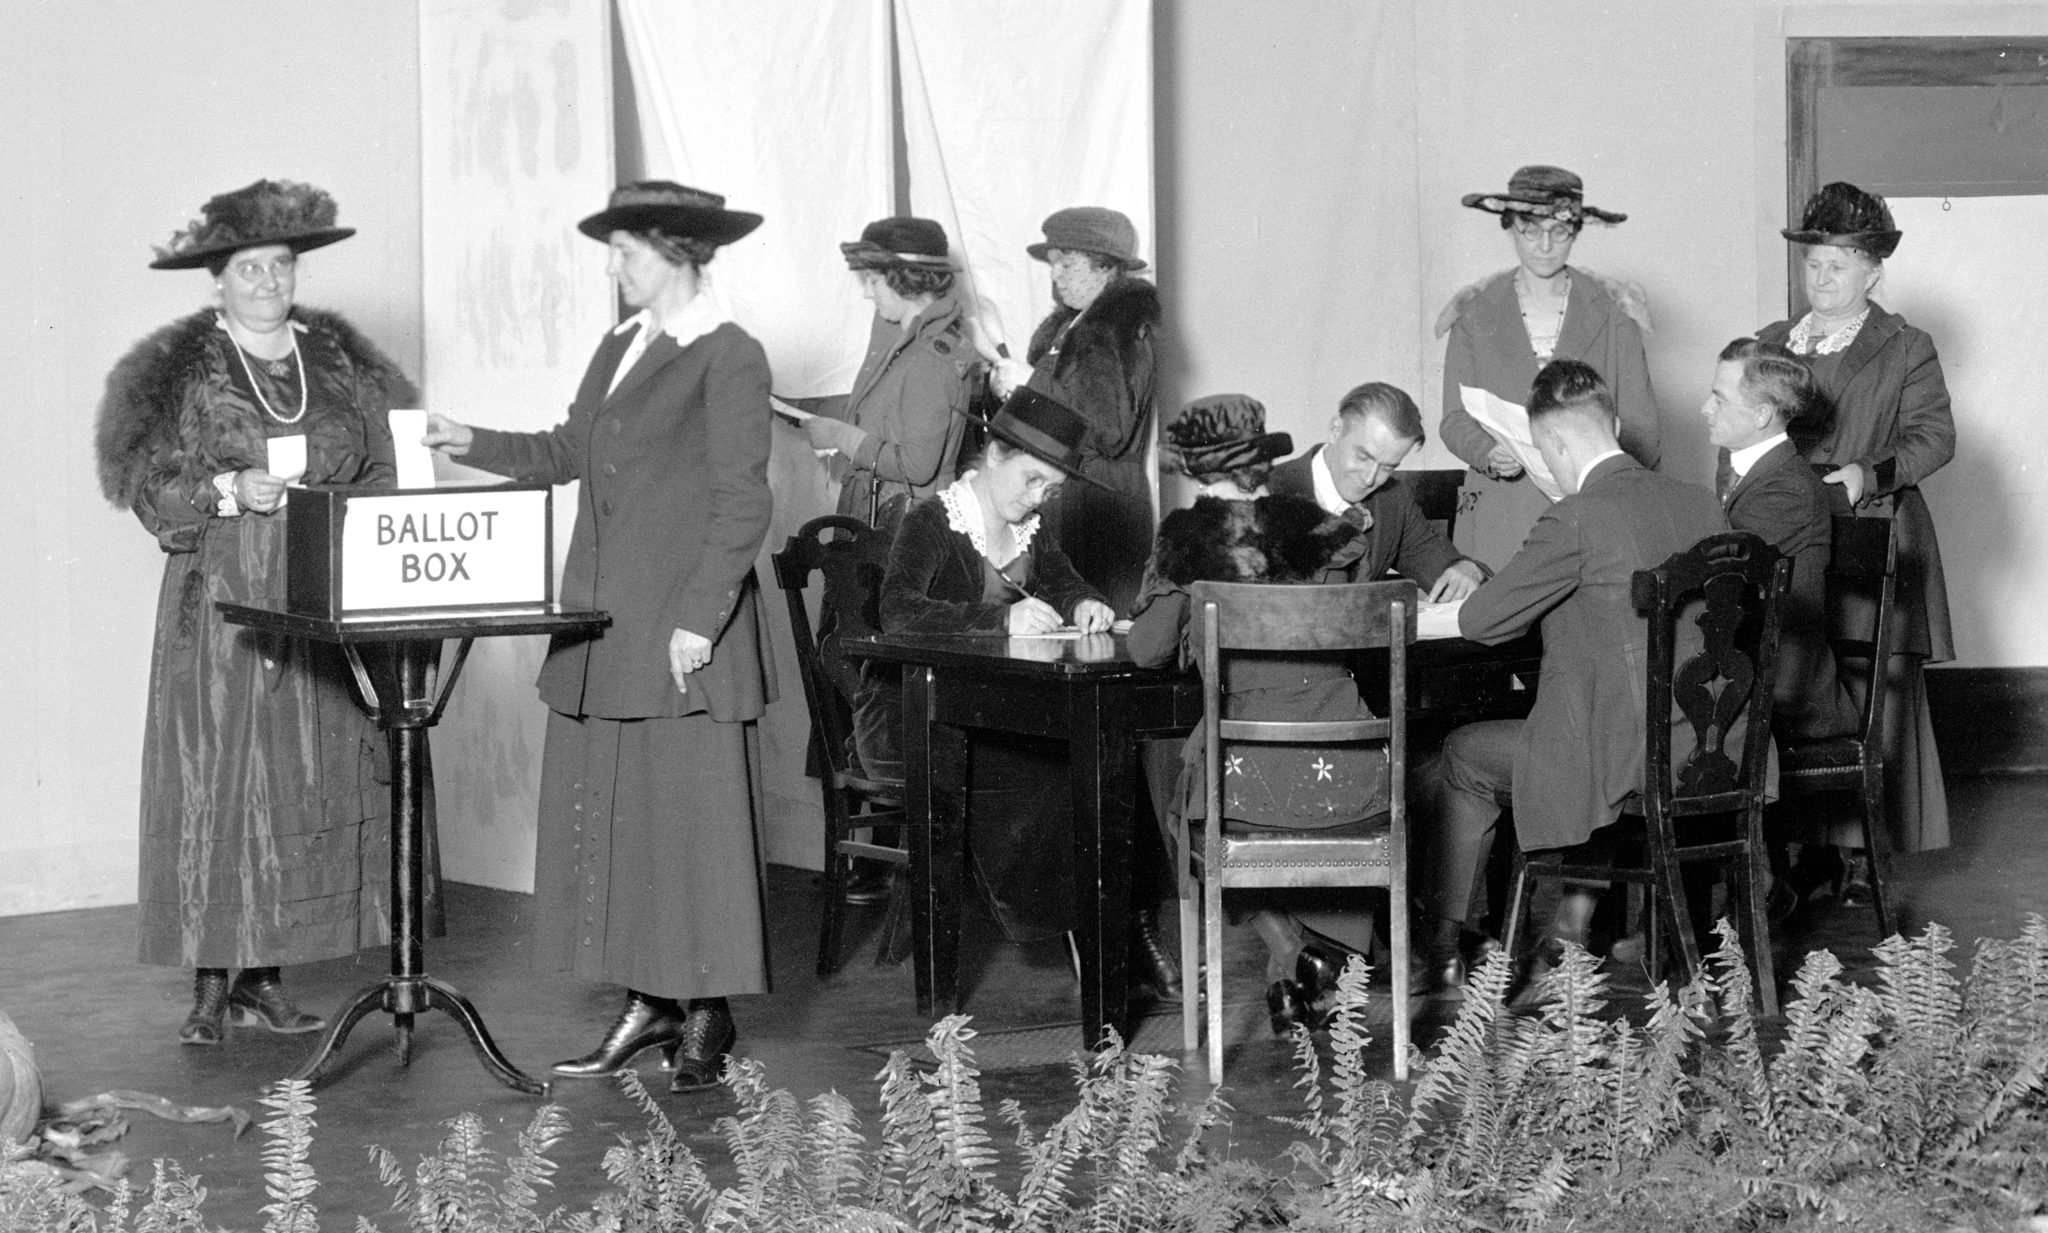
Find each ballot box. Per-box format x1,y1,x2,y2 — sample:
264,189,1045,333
286,482,554,618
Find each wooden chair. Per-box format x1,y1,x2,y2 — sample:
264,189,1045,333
1775,515,1899,939
1407,468,1468,546
1503,531,1790,1015
1181,578,1415,1083
769,514,909,976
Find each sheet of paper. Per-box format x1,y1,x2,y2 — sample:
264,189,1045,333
387,409,436,489
1417,598,1466,641
265,434,307,485
770,395,815,423
984,620,1133,640
1459,386,1562,502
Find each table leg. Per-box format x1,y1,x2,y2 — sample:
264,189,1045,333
1069,680,1134,1049
903,666,935,1017
927,718,968,1017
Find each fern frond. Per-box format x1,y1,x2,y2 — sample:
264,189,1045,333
256,1080,320,1233
1706,919,1780,1148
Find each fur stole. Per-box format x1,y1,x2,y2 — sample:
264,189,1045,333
1027,275,1160,368
1154,494,1361,587
96,306,418,506
1432,265,1653,339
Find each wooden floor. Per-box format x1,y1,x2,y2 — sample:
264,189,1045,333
3,773,2041,1224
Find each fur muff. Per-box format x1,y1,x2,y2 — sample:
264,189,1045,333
1153,494,1361,588
1025,276,1160,460
96,306,418,507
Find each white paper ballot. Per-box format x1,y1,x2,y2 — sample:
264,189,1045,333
265,434,307,484
1417,598,1467,641
387,409,435,490
1459,386,1562,502
770,395,815,423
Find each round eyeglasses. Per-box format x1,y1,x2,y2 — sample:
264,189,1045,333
1511,219,1578,247
228,255,298,284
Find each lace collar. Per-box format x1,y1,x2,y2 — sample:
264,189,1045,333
937,471,1038,567
1787,307,1870,357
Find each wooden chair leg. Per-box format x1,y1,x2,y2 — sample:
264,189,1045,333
1502,849,1532,960
1859,760,1897,940
816,818,848,978
1179,891,1199,1055
1653,843,1704,985
1645,875,1662,986
1388,877,1410,1083
1740,832,1779,1017
1205,873,1226,1085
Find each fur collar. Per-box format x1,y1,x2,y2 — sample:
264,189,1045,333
96,306,417,506
1154,493,1362,586
1026,275,1160,367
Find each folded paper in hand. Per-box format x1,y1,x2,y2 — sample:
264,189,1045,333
1459,386,1562,502
265,434,307,485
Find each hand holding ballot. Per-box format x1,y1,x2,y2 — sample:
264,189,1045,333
420,412,475,457
1460,385,1561,501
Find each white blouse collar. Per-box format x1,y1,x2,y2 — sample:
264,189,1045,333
937,471,1039,567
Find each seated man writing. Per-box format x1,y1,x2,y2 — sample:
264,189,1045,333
1268,382,1487,598
1420,360,1726,980
1704,337,1857,744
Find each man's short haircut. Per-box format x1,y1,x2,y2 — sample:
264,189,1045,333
1526,359,1614,427
1717,336,1815,432
1335,381,1427,446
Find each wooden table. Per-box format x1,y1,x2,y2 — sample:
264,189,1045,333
218,602,608,1095
844,631,1198,1048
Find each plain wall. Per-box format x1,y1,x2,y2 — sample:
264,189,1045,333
0,0,422,916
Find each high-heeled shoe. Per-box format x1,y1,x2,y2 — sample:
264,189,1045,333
669,998,736,1093
1266,978,1320,1035
227,967,327,1034
1129,908,1184,1004
180,968,230,1046
553,990,684,1079
1294,943,1345,1002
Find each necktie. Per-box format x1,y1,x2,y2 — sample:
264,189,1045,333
1715,457,1736,503
1343,503,1374,531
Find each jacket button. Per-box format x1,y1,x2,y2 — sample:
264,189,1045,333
601,500,615,516
610,419,622,435
602,463,617,477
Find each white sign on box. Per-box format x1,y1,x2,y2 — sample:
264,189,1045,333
337,488,551,612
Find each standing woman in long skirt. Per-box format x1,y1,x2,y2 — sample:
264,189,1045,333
425,181,776,1091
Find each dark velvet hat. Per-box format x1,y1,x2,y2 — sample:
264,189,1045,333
1026,206,1147,271
1782,181,1901,259
149,180,355,270
1462,164,1625,225
577,180,763,246
1163,395,1293,480
841,217,953,270
965,387,1109,490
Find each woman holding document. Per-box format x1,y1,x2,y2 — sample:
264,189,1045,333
1436,166,1661,566
96,179,411,1045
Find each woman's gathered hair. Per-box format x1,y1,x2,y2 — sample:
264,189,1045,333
1192,461,1271,494
882,264,955,298
641,227,719,269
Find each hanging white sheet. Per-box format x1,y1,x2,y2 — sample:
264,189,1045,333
615,0,893,398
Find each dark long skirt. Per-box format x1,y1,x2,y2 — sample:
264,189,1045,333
530,710,769,1000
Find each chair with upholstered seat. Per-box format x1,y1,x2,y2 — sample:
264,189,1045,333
770,514,910,977
1775,515,1898,939
1503,531,1790,1015
1180,578,1415,1083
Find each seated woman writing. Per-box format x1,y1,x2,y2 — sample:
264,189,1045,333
866,389,1178,998
1131,395,1440,1034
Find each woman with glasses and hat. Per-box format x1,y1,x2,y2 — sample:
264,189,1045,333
1759,181,1956,879
95,179,415,1045
423,180,775,1093
989,206,1161,614
1437,166,1662,569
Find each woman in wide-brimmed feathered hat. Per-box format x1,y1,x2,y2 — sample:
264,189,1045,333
1758,180,1957,877
422,180,776,1093
96,179,417,1047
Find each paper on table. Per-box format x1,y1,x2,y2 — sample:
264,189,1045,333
986,620,1134,640
1417,598,1467,641
265,434,307,485
387,409,435,489
1459,386,1562,502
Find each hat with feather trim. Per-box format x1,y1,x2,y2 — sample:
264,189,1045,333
577,180,762,246
1781,181,1900,260
1163,395,1293,480
841,217,953,271
1462,165,1625,225
149,179,355,270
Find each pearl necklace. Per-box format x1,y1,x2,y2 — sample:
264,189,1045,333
218,316,308,425
1516,268,1570,359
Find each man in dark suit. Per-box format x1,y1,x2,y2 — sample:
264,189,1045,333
1706,338,1857,742
1269,382,1487,598
1420,361,1726,963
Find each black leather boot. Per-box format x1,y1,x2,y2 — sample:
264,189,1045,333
553,990,685,1079
1128,907,1183,1004
228,967,327,1034
669,997,736,1093
180,968,230,1046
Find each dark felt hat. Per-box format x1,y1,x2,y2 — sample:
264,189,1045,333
149,179,355,270
1026,206,1147,271
1782,181,1901,259
1462,165,1625,225
578,180,763,246
1163,394,1293,480
964,387,1109,490
841,216,953,270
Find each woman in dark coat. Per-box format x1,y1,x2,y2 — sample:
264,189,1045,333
424,181,776,1092
991,207,1160,612
1130,396,1407,1032
1437,166,1661,568
1761,181,1956,866
95,180,410,1045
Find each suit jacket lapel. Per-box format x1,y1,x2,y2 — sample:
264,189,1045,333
1725,439,1798,507
1828,303,1901,395
1552,270,1608,362
606,328,686,408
